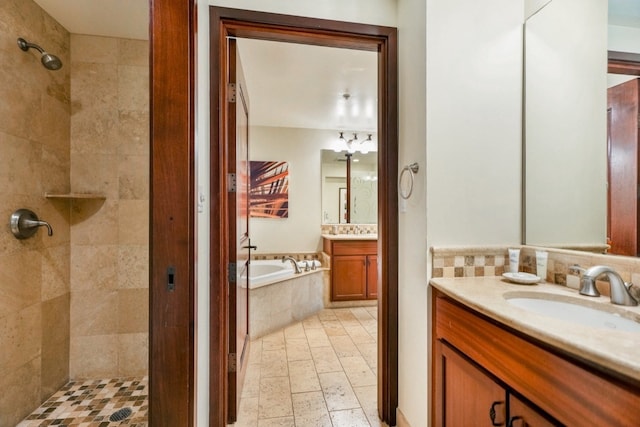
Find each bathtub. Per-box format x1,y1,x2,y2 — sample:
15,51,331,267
245,259,324,338
245,259,321,289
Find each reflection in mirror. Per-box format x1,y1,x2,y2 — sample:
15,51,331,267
321,149,377,224
524,0,608,247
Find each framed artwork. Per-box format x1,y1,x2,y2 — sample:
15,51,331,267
249,161,289,218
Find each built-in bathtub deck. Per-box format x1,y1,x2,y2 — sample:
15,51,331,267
249,266,325,339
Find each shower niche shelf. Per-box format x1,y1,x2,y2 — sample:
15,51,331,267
44,192,106,200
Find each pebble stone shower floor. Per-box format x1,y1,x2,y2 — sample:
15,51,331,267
17,377,148,426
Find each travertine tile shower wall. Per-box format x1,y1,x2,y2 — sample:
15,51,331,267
69,35,149,379
0,1,71,425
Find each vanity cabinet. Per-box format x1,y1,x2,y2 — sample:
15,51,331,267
323,239,377,301
432,290,640,426
437,341,557,426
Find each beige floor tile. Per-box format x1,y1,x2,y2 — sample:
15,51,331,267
294,412,333,427
321,319,348,336
284,322,306,340
353,385,380,426
249,338,263,364
234,396,259,427
345,324,376,344
318,371,360,411
288,360,321,394
340,356,377,388
329,335,361,358
302,315,323,329
258,416,295,427
261,349,288,378
304,327,331,348
236,307,382,426
291,390,329,417
286,338,312,362
242,362,261,399
330,408,371,427
334,308,358,322
259,376,293,419
317,309,338,321
356,342,378,371
350,307,375,322
310,345,343,374
262,330,286,351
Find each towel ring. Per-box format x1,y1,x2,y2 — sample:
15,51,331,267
399,162,419,200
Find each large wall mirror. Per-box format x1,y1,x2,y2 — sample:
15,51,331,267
524,0,640,255
321,149,377,224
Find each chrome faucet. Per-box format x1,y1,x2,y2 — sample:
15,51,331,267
282,256,302,274
579,265,638,306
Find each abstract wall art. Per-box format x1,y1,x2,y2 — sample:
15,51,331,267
249,161,289,218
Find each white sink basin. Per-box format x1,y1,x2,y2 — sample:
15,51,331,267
504,293,640,333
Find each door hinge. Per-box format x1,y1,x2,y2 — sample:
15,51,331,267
227,173,237,193
228,353,237,372
228,83,237,103
228,262,237,283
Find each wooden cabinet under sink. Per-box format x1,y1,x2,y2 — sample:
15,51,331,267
432,289,640,426
323,238,377,301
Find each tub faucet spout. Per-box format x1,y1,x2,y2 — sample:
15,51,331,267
282,256,302,274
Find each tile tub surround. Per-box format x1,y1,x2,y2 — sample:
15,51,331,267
18,376,147,426
250,270,325,339
430,277,640,382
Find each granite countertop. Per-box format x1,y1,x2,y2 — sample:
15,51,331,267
430,277,640,382
321,234,378,241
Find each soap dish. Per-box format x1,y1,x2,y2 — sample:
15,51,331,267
502,272,540,285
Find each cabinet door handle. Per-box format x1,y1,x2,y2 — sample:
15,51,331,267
489,401,505,426
508,416,523,427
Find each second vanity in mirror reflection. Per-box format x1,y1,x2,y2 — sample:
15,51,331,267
321,149,378,225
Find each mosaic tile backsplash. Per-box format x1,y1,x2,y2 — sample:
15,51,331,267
432,244,640,299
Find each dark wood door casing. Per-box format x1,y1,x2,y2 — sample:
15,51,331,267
149,0,196,425
209,7,398,426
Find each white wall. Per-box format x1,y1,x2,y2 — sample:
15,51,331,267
396,0,429,423
249,126,334,253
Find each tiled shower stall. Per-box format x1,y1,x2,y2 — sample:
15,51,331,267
0,1,149,425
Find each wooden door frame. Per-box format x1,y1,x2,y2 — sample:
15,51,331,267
209,7,399,426
149,0,196,425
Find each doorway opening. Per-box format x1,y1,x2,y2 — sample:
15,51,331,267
209,7,398,426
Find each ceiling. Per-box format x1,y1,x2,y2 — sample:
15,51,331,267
34,1,633,132
34,0,148,40
33,1,378,132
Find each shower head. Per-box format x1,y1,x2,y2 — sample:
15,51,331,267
17,37,62,70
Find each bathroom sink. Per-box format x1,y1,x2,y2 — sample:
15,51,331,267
504,292,640,333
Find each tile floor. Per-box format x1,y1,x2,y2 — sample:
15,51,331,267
17,307,380,427
18,377,148,426
232,306,387,427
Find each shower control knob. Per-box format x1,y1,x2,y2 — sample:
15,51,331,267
10,208,53,239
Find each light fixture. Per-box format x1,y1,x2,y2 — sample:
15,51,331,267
335,131,374,154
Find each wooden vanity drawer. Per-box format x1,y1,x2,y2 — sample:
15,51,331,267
329,240,377,255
